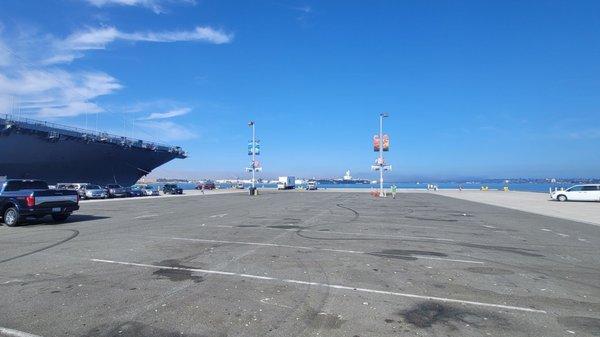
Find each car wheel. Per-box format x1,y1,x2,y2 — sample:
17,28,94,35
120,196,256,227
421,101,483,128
557,195,567,202
52,213,70,222
3,207,20,227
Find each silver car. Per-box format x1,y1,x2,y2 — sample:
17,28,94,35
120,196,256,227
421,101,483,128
105,184,127,198
133,184,160,196
82,184,107,199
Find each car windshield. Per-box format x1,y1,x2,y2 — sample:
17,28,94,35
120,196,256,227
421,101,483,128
87,185,101,189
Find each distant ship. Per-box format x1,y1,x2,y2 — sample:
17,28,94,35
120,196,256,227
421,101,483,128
317,170,371,185
0,114,186,186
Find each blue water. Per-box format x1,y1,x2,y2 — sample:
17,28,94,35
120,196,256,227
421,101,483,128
151,181,572,193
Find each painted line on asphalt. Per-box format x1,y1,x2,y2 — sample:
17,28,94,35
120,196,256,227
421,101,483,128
540,228,570,238
79,190,245,204
91,258,546,314
170,237,482,264
209,213,228,218
134,214,159,219
0,327,43,337
212,224,454,242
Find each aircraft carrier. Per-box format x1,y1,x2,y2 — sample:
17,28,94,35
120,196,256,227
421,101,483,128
0,114,186,186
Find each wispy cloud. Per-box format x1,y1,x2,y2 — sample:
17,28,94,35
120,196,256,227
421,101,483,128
85,0,196,14
566,129,600,140
0,69,122,117
136,120,197,140
0,21,231,117
291,5,312,13
141,107,190,120
47,26,232,64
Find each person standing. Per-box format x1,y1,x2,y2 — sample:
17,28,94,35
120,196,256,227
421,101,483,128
391,184,397,199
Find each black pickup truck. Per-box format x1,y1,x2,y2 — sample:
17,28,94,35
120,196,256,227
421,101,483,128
0,179,80,227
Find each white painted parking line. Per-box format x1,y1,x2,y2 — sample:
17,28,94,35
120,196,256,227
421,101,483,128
209,213,228,218
169,237,483,264
91,258,546,314
0,327,43,337
212,224,454,242
540,228,570,238
134,214,159,219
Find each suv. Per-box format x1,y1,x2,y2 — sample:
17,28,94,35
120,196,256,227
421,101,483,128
551,184,600,202
105,184,127,198
0,179,79,226
163,184,183,195
196,182,216,190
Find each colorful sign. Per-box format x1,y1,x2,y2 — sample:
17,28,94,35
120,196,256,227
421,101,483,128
248,141,261,155
373,134,389,151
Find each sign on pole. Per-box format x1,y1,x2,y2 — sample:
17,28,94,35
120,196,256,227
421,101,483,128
248,140,260,155
373,134,390,151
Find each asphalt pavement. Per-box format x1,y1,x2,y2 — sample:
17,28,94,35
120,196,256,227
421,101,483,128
1,191,599,337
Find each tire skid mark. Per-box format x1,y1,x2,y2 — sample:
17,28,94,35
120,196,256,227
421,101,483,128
0,229,79,264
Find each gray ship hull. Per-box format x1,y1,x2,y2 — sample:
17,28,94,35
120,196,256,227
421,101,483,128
0,115,186,186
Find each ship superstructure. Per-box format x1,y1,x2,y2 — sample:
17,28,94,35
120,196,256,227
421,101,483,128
0,114,186,186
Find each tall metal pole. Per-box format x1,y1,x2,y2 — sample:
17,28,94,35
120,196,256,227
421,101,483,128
379,113,384,197
251,122,256,189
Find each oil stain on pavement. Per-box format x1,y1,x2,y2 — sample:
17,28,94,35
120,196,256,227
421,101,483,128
152,259,204,283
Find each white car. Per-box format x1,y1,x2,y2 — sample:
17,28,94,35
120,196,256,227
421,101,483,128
551,184,600,202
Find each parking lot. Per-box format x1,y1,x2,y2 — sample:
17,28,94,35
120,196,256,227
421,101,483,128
1,191,599,336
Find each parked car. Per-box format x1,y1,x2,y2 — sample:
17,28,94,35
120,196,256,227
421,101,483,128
196,181,216,190
56,183,88,199
551,184,600,202
81,184,108,199
105,184,127,198
126,186,144,197
163,184,183,195
133,184,160,196
0,179,79,226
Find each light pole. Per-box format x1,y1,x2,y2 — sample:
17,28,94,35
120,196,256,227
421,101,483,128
248,121,256,189
379,113,387,196
371,113,391,197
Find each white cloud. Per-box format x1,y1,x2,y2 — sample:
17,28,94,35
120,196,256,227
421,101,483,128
63,26,232,51
43,26,232,64
85,0,196,14
136,120,197,140
142,107,190,120
0,39,11,67
0,22,229,120
0,69,122,117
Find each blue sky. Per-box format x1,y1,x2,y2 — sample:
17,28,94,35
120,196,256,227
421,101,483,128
0,1,599,180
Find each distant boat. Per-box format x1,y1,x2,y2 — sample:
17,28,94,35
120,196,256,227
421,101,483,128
317,170,371,185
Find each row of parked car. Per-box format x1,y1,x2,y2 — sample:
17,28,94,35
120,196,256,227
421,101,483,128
54,183,183,199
